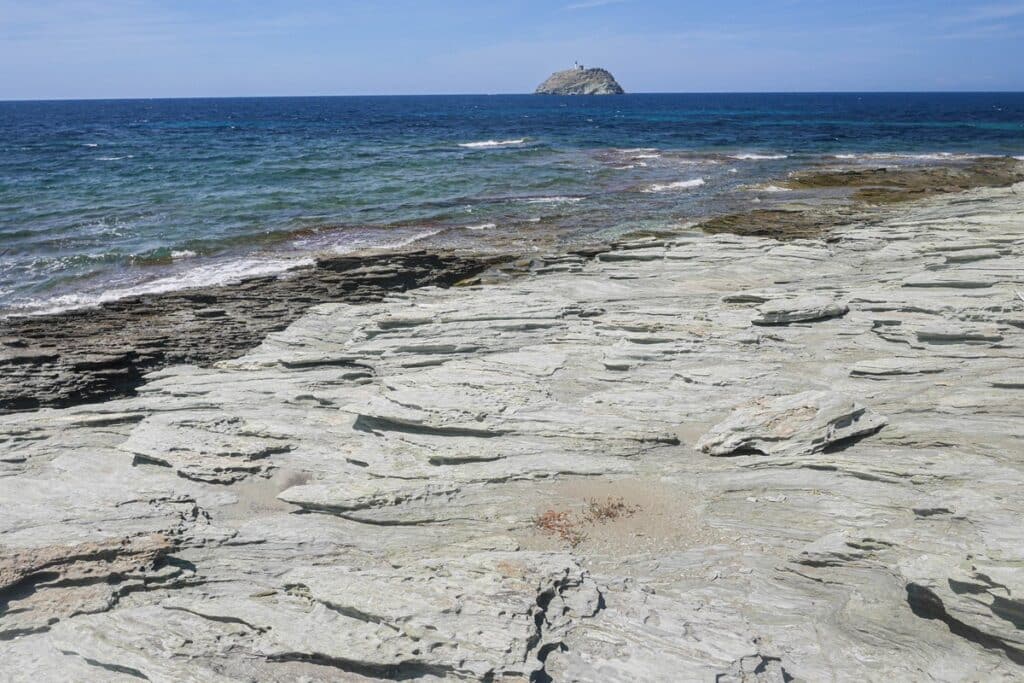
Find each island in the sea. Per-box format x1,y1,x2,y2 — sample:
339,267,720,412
535,62,625,95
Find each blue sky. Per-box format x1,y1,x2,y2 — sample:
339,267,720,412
1,0,1022,99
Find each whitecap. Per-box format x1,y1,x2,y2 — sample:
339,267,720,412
464,222,497,231
97,155,134,161
520,196,584,205
458,138,526,149
633,153,661,160
833,152,981,162
645,178,706,193
730,153,789,160
171,250,197,260
83,143,99,148
752,185,793,193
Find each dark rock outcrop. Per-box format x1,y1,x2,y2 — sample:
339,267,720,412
0,251,502,413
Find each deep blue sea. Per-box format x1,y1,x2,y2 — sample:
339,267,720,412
1,93,1022,315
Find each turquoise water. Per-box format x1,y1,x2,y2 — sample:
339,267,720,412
1,93,1022,314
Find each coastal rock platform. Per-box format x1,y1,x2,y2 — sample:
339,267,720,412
2,181,1024,680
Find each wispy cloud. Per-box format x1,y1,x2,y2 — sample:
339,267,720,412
945,1,1024,24
565,0,628,10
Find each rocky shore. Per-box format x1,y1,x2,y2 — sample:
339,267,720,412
2,162,1024,680
0,251,499,413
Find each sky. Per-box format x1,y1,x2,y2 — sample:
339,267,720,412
1,0,1023,99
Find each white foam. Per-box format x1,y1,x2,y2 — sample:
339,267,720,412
83,143,99,148
97,155,134,161
832,152,981,162
633,153,661,159
757,185,793,193
728,168,739,174
11,256,315,317
458,138,526,149
645,178,706,193
379,229,444,249
464,222,497,231
171,250,197,260
730,153,789,160
521,196,584,205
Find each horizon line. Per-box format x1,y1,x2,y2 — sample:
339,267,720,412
2,90,1024,103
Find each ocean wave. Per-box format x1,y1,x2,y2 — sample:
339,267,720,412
644,178,706,193
172,250,197,260
633,153,661,160
8,256,315,317
458,138,526,149
464,222,497,231
83,143,99,148
377,229,444,250
730,153,789,160
752,185,793,193
520,196,584,205
831,152,981,162
97,155,134,161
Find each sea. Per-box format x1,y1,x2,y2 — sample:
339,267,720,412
1,93,1022,316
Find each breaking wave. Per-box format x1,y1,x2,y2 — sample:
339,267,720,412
459,139,527,149
645,178,706,193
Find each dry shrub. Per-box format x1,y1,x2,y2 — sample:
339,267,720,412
585,496,639,523
534,509,586,547
534,497,640,547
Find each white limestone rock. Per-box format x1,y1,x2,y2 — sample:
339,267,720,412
697,390,887,457
751,296,849,325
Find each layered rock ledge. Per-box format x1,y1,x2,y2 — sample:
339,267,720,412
1,180,1024,680
0,251,499,413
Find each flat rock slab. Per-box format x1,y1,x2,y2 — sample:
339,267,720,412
944,248,1002,263
120,413,293,484
850,358,948,377
987,370,1024,389
697,390,887,457
902,272,996,288
752,296,849,326
916,323,1004,344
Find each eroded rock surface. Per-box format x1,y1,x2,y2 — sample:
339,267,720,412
2,182,1024,680
0,251,497,414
